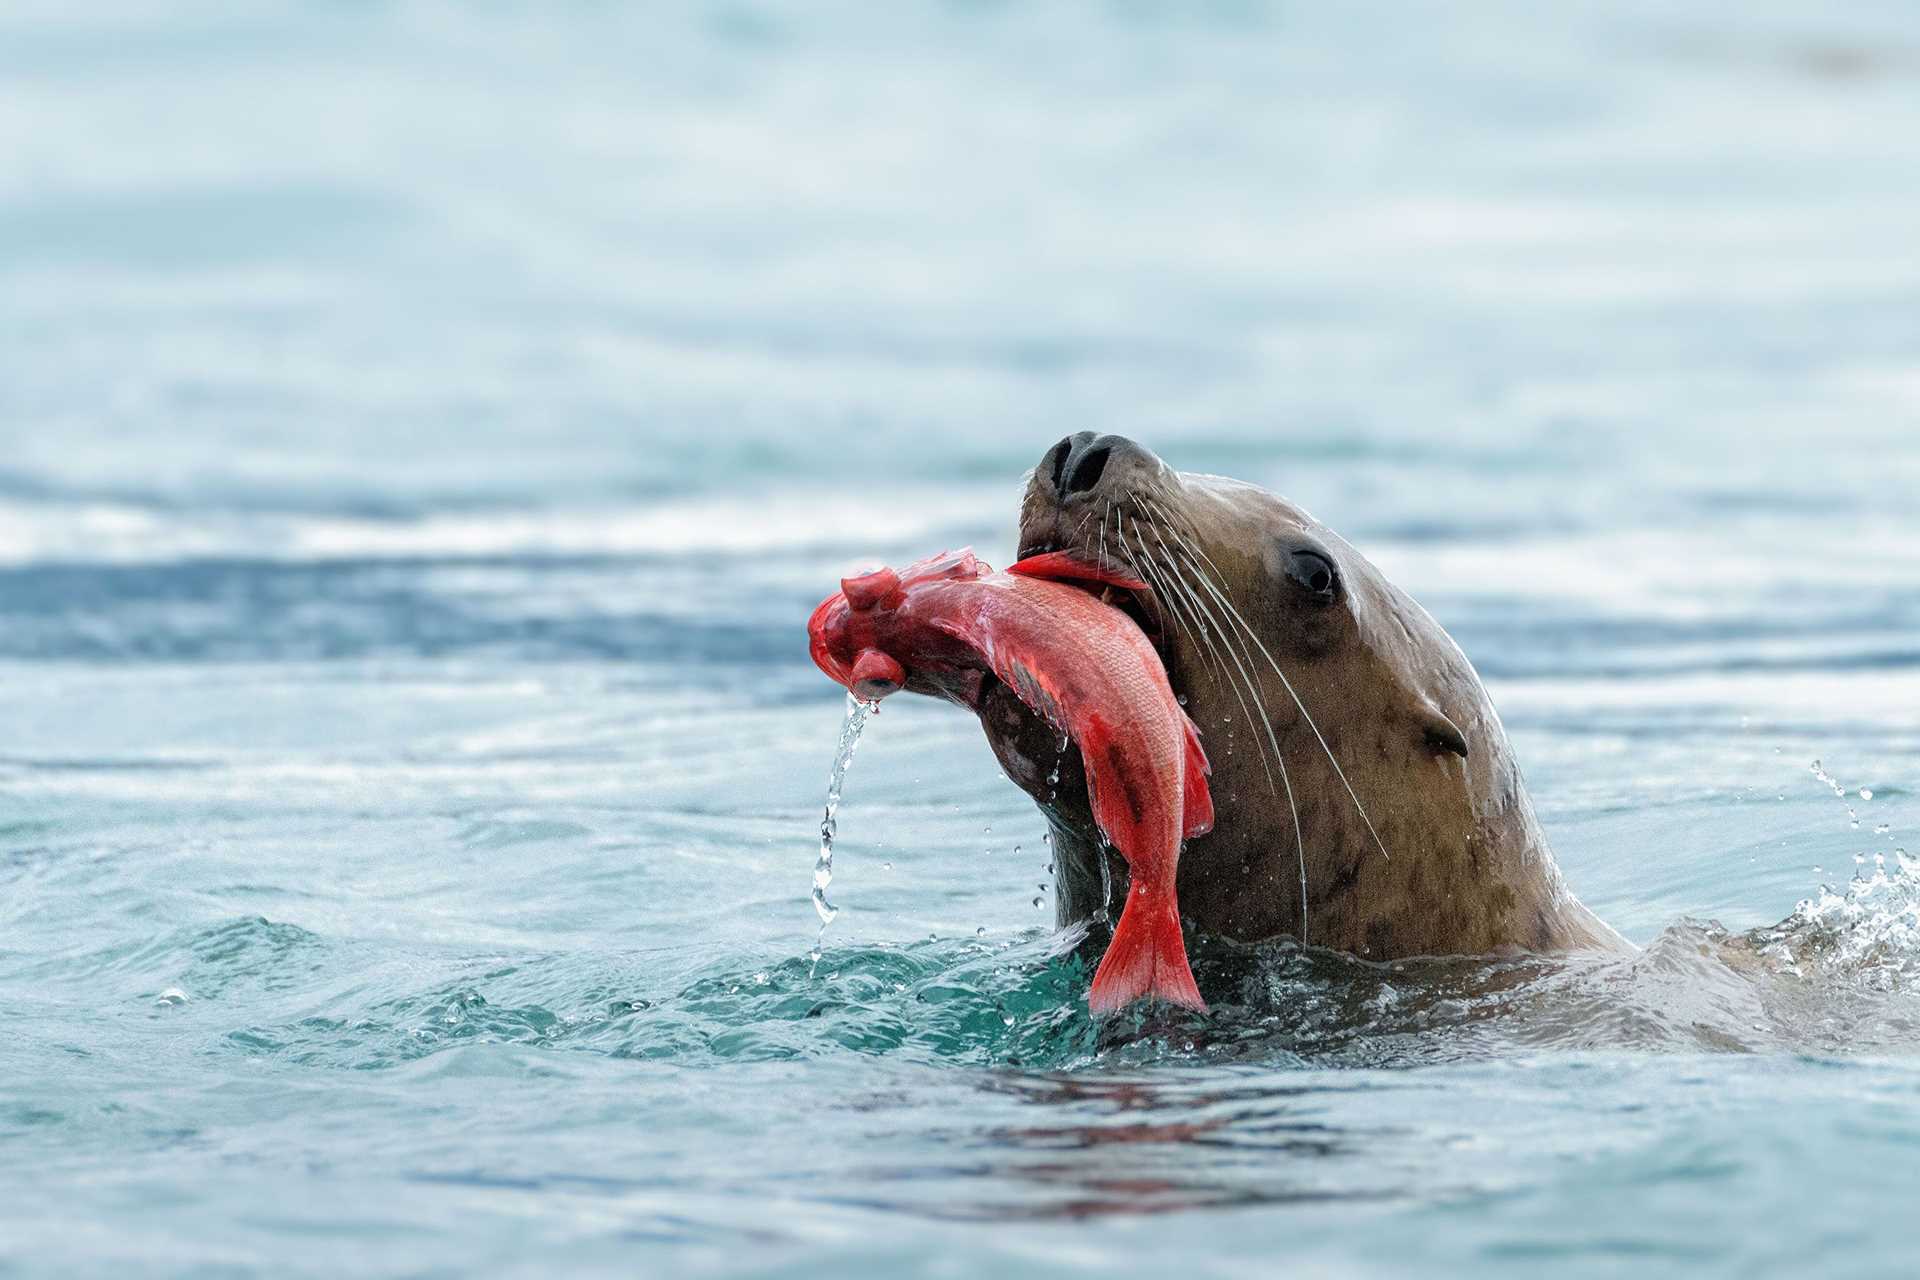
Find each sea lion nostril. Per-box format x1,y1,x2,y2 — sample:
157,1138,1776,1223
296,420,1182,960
1062,443,1111,495
1044,437,1073,493
1046,432,1097,494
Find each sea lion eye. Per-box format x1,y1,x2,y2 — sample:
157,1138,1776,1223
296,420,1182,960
1286,549,1338,600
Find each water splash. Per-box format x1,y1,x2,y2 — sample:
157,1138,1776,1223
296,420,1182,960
811,694,874,972
1757,850,1920,981
1809,758,1849,800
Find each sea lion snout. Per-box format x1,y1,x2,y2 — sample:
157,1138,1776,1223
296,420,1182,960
1039,432,1162,503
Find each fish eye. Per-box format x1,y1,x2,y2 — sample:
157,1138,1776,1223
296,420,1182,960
1285,549,1339,600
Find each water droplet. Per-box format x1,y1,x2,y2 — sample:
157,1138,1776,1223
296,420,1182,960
976,926,987,937
1861,788,1875,800
1032,895,1044,908
1876,825,1891,836
882,860,893,871
1013,844,1022,856
1002,1012,1015,1027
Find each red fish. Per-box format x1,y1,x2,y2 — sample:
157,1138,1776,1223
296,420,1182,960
807,548,1213,1015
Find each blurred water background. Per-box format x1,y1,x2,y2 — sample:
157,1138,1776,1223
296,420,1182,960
4,2,1920,1275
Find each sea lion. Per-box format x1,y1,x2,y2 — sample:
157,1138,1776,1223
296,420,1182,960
976,433,1626,961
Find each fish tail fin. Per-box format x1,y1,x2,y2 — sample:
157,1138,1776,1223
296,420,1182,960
1087,885,1207,1017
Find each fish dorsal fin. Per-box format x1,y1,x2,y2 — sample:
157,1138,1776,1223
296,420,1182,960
1180,710,1214,839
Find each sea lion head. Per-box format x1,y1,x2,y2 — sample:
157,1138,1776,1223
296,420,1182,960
979,433,1613,958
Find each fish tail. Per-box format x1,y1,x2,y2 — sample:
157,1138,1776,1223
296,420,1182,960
1086,883,1207,1017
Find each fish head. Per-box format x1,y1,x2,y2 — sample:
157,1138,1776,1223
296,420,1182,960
807,549,992,703
806,567,895,698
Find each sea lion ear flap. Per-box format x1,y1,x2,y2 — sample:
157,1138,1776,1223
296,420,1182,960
1418,702,1470,759
1428,710,1466,759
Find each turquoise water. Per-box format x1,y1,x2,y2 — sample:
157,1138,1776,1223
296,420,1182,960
6,2,1920,1275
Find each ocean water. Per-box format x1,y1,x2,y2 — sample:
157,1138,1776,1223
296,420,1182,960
5,2,1920,1275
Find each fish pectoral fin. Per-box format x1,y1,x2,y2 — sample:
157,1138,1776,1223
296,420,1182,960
1180,709,1214,839
935,616,1074,737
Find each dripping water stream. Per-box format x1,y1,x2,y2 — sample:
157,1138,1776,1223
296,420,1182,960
811,694,876,974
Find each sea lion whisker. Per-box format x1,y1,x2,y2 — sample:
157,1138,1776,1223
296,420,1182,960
1128,513,1244,748
1099,499,1113,577
1139,503,1262,705
1131,514,1310,925
1138,495,1204,556
1138,511,1310,942
1135,513,1279,775
1126,527,1232,723
1119,509,1231,696
1111,510,1188,658
1156,527,1393,866
1120,521,1259,794
1068,503,1100,553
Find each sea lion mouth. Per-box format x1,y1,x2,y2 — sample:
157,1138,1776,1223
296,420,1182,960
1012,539,1174,675
975,530,1179,790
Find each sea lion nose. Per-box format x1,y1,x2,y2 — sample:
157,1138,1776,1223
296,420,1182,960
1045,433,1149,499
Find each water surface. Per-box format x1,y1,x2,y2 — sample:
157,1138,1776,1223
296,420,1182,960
4,2,1920,1275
